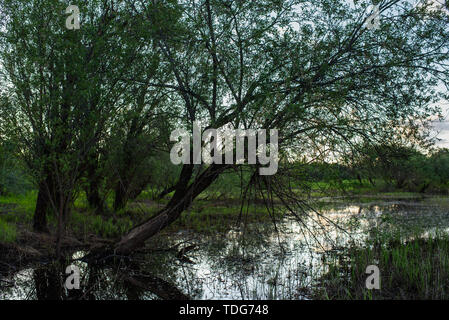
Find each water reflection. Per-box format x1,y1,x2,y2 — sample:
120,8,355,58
1,199,449,300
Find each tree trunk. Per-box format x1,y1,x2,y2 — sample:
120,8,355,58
33,182,50,233
85,152,105,214
34,173,73,240
114,164,227,255
114,182,127,211
86,179,104,214
396,177,405,189
114,203,185,255
156,185,176,200
357,174,363,185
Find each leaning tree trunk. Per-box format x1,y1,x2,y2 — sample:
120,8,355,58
156,185,176,200
114,200,188,255
114,164,227,255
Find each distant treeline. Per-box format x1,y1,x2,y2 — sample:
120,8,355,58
297,145,449,194
3,140,449,199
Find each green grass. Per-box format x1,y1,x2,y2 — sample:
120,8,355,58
0,218,17,243
0,191,36,211
69,210,134,239
315,231,449,300
0,191,36,225
0,184,445,243
165,203,284,234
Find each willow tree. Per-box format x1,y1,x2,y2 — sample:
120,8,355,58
0,0,160,237
112,0,448,255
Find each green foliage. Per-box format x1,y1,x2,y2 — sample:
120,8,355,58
0,140,32,196
429,149,449,189
0,191,37,225
0,0,163,228
0,0,448,246
344,144,449,193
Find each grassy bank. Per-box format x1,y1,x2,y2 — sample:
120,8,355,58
2,188,449,300
0,187,441,242
0,219,16,242
0,190,283,241
315,232,449,299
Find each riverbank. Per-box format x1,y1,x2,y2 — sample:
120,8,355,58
314,233,449,299
2,191,449,300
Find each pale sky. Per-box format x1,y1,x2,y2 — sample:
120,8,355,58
433,104,449,148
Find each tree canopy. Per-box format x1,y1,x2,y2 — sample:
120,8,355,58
0,0,448,255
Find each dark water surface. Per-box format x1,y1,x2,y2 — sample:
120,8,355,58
1,197,449,300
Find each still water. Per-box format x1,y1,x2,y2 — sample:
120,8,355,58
1,197,449,300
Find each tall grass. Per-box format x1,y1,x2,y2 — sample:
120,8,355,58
315,232,449,299
0,218,17,242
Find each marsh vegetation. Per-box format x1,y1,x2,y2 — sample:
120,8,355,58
1,0,449,300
